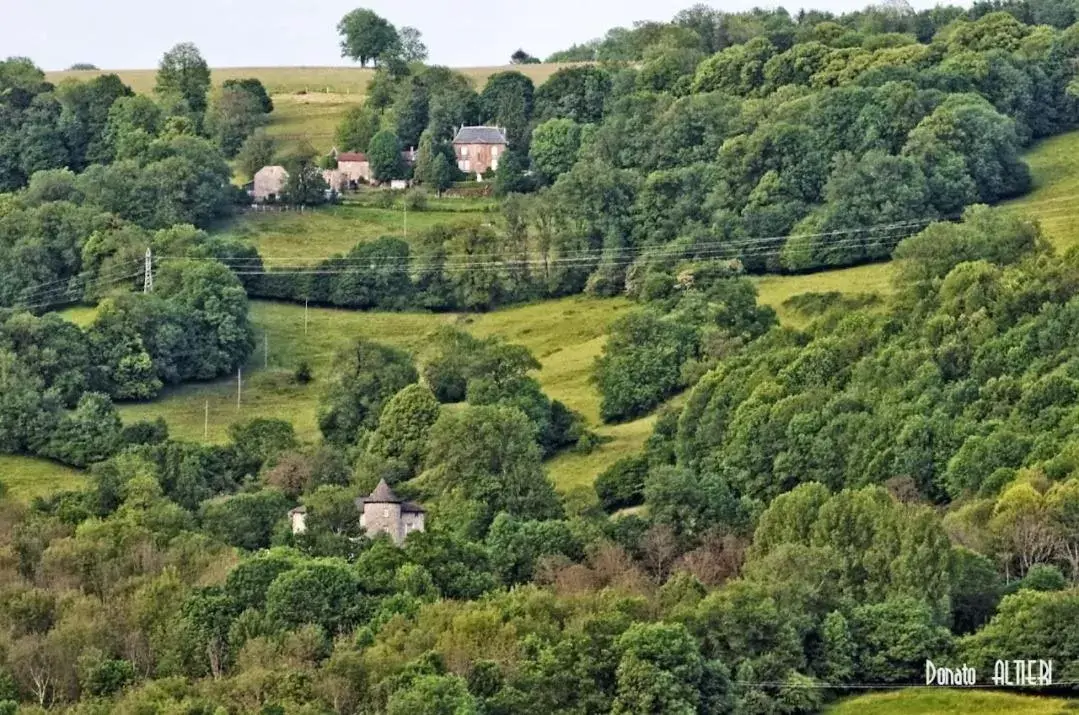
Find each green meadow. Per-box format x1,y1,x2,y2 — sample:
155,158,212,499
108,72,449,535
217,195,498,260
825,689,1075,715
0,455,85,503
112,296,640,492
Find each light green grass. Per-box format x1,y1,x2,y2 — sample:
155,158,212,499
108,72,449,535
750,130,1079,318
548,413,659,492
825,689,1075,714
1001,130,1079,254
264,94,362,154
118,302,452,443
752,262,895,327
58,305,102,327
116,296,641,491
0,455,84,502
220,197,496,260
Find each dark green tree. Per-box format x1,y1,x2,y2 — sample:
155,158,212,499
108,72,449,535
480,71,535,147
154,42,212,116
335,104,381,153
338,8,400,67
368,129,404,182
281,148,330,206
319,338,418,445
221,77,274,113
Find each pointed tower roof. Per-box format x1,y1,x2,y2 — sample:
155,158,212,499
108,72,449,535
364,478,403,504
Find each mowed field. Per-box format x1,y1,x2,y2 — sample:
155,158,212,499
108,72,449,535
825,689,1076,714
219,195,499,259
45,64,574,96
46,64,576,154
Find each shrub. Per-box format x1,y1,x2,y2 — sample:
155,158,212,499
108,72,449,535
1019,564,1067,592
295,361,313,384
595,454,649,512
404,188,429,211
374,190,396,208
121,418,169,447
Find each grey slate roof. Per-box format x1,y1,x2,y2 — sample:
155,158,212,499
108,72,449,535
452,126,508,145
354,478,426,512
364,478,402,504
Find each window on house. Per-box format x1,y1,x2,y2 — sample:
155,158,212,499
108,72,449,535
383,507,389,518
462,146,470,157
463,160,471,172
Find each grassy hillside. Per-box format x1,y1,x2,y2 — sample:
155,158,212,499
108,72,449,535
60,130,1079,496
0,455,84,502
1000,130,1079,253
825,689,1075,714
112,296,640,492
218,195,498,258
46,64,574,154
748,129,1079,318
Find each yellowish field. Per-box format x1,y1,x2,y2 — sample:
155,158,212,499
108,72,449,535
264,94,362,154
752,262,894,327
0,455,84,502
46,64,575,96
1000,130,1079,253
825,689,1075,714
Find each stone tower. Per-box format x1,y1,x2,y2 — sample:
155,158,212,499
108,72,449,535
357,479,425,545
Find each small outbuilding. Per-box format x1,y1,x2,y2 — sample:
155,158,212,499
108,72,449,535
252,165,288,202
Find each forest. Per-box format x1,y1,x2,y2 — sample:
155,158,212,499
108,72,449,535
3,0,1079,713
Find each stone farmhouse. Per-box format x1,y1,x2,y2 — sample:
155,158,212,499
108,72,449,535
333,151,373,185
252,165,288,202
452,126,509,180
321,169,350,193
288,479,425,546
250,164,352,202
330,147,418,188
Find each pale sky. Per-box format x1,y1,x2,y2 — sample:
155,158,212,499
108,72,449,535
4,0,954,71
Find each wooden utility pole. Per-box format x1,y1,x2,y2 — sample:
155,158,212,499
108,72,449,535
237,367,242,410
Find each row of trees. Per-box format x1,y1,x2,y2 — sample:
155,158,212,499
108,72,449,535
0,55,258,319
546,0,1079,62
0,48,271,196
0,258,254,468
470,7,1079,276
246,211,593,312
